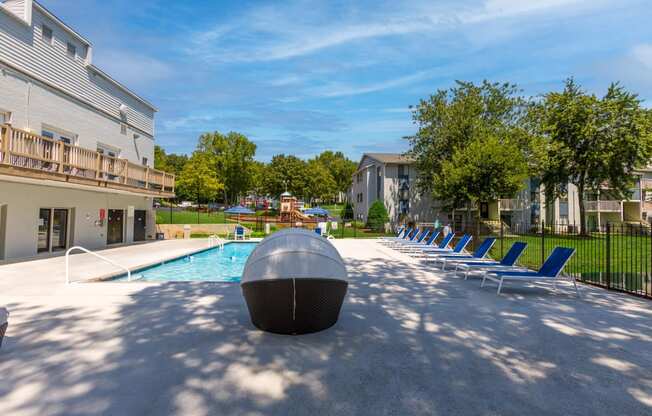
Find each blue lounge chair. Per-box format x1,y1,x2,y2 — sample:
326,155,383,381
381,227,412,244
455,242,528,280
482,247,578,296
410,232,454,256
401,230,440,250
393,228,430,247
381,225,406,241
432,237,496,269
422,234,472,261
390,228,422,246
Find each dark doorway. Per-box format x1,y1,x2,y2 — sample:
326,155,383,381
107,209,124,244
134,210,147,242
480,202,489,220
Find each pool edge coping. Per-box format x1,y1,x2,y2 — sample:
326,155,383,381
81,239,261,283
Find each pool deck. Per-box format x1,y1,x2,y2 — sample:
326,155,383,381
1,238,651,415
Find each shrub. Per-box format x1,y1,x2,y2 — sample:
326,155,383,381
342,202,354,220
366,200,389,231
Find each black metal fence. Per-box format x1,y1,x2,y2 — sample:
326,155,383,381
449,220,652,299
155,207,393,239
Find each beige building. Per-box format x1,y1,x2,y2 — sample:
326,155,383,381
350,151,652,232
500,172,652,231
0,0,174,261
349,153,440,225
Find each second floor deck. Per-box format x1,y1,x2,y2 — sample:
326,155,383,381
0,124,174,197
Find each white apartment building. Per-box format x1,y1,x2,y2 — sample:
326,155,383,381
502,173,652,231
0,0,174,261
349,153,440,225
351,152,652,232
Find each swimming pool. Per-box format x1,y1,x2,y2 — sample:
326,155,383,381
113,242,257,282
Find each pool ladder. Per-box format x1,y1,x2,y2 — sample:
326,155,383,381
208,235,225,250
65,246,131,284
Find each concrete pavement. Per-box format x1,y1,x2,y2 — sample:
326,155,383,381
1,238,651,415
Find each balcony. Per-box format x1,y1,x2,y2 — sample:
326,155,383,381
498,198,524,211
584,200,622,212
0,125,175,197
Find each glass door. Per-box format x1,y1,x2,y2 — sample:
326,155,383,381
52,209,68,251
107,209,124,244
38,208,51,253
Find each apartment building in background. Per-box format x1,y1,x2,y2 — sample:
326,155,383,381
349,153,440,225
351,152,652,231
0,0,174,261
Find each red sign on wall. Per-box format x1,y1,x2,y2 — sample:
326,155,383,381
99,209,106,221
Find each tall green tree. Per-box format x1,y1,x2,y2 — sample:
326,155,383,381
197,131,257,203
407,80,540,212
264,154,308,198
533,79,652,234
248,160,268,197
154,145,168,171
437,135,529,208
314,151,357,195
176,152,224,203
154,145,188,177
305,159,338,202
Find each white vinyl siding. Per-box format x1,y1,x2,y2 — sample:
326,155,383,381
0,68,154,165
1,1,27,21
41,23,52,44
0,6,155,136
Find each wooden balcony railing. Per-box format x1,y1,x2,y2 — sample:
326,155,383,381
498,198,524,211
0,124,175,197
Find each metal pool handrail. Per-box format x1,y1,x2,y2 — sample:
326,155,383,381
208,235,225,250
65,246,131,284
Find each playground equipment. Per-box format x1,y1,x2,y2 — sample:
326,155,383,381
279,191,314,222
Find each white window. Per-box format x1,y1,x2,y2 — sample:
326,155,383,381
97,143,121,158
42,25,53,45
0,110,11,125
66,42,76,58
120,123,127,135
41,125,77,145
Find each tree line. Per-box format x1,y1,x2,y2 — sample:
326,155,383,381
154,132,357,205
408,78,652,234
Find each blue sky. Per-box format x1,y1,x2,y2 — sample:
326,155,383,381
41,0,652,161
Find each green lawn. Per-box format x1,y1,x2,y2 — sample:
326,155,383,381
156,209,228,224
484,233,651,290
321,204,344,219
330,226,393,239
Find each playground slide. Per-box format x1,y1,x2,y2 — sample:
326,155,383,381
293,210,313,221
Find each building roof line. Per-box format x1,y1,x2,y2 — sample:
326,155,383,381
33,1,91,46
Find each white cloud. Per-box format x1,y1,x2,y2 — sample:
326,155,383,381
464,0,589,23
93,50,173,88
268,74,307,87
631,44,652,69
185,0,616,64
590,43,652,99
309,70,441,98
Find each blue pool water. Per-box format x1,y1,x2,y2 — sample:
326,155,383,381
114,242,257,282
